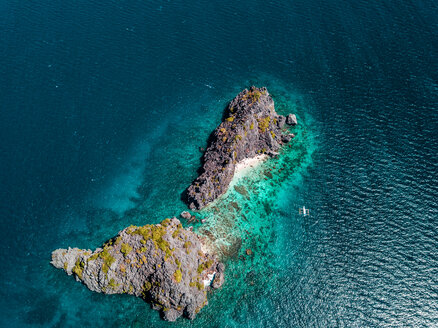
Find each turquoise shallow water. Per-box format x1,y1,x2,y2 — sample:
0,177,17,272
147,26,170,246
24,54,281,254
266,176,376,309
1,0,438,327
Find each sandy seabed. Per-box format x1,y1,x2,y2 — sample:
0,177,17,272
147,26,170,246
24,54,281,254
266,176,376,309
233,154,268,179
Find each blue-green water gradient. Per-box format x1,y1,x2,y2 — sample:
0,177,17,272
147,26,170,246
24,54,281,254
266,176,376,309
1,0,437,327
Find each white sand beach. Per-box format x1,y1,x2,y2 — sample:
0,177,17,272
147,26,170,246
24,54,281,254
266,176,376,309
233,154,268,179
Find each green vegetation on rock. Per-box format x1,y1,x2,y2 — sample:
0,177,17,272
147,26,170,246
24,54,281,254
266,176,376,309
184,241,192,254
129,221,174,259
108,278,119,289
99,247,116,274
120,243,133,256
174,269,182,283
87,253,99,262
172,228,180,239
197,259,214,274
144,281,152,292
72,258,84,279
257,116,271,132
242,89,262,102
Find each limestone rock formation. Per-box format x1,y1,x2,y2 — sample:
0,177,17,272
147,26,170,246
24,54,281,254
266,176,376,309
186,86,296,210
180,211,191,220
51,218,224,321
286,113,297,125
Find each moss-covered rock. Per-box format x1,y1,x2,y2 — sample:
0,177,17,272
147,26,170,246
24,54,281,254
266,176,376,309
186,86,296,210
120,243,133,256
51,218,224,321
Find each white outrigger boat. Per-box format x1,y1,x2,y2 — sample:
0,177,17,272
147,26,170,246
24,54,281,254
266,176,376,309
299,206,310,216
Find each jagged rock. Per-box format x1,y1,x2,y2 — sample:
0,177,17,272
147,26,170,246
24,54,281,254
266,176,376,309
211,263,225,289
186,86,293,210
180,211,191,220
51,218,224,321
286,114,297,125
216,262,225,272
281,134,293,143
266,151,279,158
163,308,181,321
277,115,286,128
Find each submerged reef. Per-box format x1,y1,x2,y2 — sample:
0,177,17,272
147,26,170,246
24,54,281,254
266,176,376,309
51,86,298,322
186,86,296,210
51,218,224,321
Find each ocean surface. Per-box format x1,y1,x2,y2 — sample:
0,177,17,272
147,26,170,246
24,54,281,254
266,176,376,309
1,0,437,327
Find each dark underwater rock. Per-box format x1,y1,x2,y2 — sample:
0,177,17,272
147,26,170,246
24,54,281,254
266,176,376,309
186,86,296,210
51,218,224,321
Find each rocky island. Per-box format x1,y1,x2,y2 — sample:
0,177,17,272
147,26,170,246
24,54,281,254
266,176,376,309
51,218,224,321
186,86,296,210
51,86,297,322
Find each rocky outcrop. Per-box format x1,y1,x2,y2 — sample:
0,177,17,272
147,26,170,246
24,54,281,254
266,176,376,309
51,218,224,321
186,86,296,210
180,211,192,220
286,114,297,125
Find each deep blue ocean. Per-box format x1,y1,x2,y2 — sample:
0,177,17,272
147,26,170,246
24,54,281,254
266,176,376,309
1,0,438,327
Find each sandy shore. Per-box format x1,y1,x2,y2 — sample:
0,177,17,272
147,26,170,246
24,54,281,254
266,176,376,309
233,154,268,178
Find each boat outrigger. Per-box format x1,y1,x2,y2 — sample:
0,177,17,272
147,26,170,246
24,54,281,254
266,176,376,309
299,206,310,216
